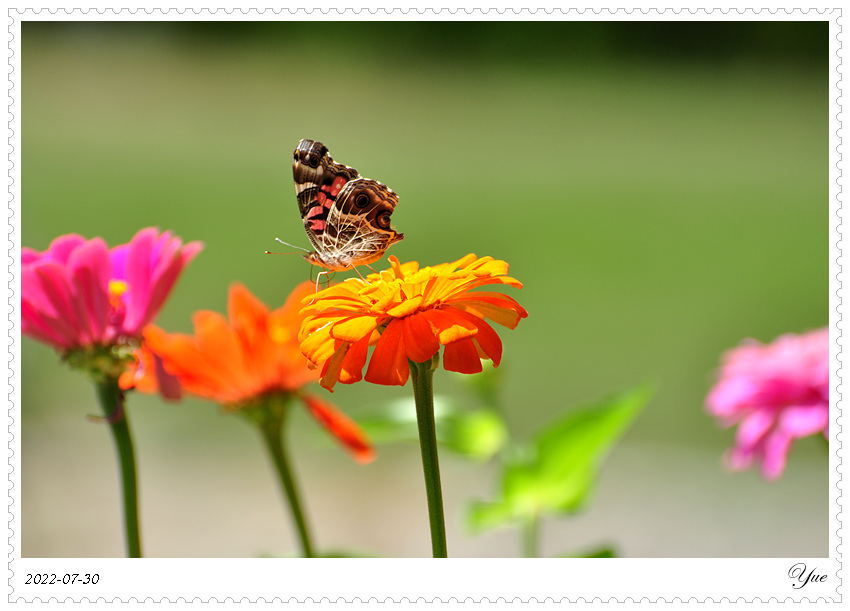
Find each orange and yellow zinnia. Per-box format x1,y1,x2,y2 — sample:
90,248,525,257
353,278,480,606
126,281,373,463
299,254,528,390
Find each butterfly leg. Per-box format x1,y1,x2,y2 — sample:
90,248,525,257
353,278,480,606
312,271,332,298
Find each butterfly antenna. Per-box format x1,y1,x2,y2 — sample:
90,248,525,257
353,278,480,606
275,238,311,253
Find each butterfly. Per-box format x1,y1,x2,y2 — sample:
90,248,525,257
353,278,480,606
291,139,404,272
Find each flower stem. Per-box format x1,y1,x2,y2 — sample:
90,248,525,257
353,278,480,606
256,401,315,558
522,514,540,558
94,377,142,558
409,358,448,558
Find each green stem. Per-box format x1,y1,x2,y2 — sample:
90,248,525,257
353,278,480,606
523,514,539,558
256,401,315,558
409,358,448,558
94,377,142,558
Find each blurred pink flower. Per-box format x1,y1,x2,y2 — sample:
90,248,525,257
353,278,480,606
22,227,203,352
706,328,829,480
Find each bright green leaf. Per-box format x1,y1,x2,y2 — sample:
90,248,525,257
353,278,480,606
469,385,652,533
318,549,377,558
442,408,508,460
561,545,618,558
530,384,652,513
467,499,515,533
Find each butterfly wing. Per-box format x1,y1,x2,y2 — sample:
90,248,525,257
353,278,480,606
292,139,403,270
292,139,359,252
319,178,405,268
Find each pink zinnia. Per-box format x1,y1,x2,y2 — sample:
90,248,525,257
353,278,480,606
705,328,829,480
22,227,203,352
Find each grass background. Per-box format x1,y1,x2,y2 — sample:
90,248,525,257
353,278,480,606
21,21,828,558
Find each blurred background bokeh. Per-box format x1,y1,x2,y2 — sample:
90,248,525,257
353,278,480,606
21,20,828,558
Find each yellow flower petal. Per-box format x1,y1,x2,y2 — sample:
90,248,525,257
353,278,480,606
331,314,381,343
386,294,423,318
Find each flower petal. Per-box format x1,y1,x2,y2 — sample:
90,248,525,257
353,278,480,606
21,297,75,349
331,314,381,343
760,430,793,480
339,335,371,384
386,294,423,318
302,394,375,464
121,228,203,334
365,318,409,386
142,325,228,400
419,307,478,345
779,404,830,438
45,234,87,264
67,237,112,345
443,337,483,374
319,343,349,392
109,243,129,281
403,312,441,364
21,247,40,265
21,264,79,349
121,227,158,331
735,408,775,450
298,310,352,342
140,240,202,332
122,337,183,400
228,283,270,338
192,310,252,397
32,262,87,346
301,319,346,367
447,292,528,329
451,309,503,366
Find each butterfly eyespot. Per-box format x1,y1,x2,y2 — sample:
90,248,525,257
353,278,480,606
355,194,370,208
377,212,392,228
307,155,320,168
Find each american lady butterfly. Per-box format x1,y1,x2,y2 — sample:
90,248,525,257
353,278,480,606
292,139,404,271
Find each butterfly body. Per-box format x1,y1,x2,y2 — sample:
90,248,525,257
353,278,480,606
292,139,404,271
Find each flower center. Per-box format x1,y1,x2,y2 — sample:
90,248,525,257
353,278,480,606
108,279,128,328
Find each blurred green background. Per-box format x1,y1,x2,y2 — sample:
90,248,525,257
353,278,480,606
21,21,828,558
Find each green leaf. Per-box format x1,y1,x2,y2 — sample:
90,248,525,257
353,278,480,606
350,396,451,445
318,549,378,558
468,385,652,533
352,397,508,460
260,549,377,558
467,499,515,533
442,408,508,460
561,545,618,558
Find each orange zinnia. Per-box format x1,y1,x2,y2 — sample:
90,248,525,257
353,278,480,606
299,254,528,390
127,281,373,463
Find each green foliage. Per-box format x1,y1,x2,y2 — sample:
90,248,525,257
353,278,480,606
468,386,652,534
317,549,378,558
442,408,508,461
562,545,618,558
354,396,508,461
